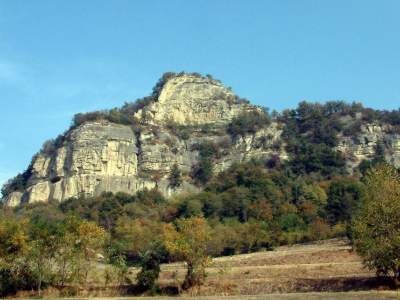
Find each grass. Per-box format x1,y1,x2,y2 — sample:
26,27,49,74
17,239,400,298
48,291,400,299
153,239,382,296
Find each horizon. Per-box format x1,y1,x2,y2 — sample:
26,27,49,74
1,0,400,185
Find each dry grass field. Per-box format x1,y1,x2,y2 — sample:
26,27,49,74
26,239,399,299
150,239,388,296
77,291,400,299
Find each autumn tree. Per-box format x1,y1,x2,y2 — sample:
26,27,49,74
28,217,61,296
352,164,400,285
0,216,32,296
52,216,107,287
163,217,211,289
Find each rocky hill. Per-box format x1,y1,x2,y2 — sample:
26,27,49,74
2,72,400,207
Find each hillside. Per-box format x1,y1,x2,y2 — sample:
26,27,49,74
2,72,400,207
1,73,400,299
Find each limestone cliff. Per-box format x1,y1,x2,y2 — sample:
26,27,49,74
337,123,400,170
3,74,284,206
134,75,256,126
3,73,400,207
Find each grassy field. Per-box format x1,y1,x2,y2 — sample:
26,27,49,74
51,291,400,299
21,239,399,299
149,239,389,296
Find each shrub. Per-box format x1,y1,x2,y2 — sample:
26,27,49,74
309,218,331,240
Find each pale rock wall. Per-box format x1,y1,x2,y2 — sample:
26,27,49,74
5,119,284,206
6,74,400,207
336,123,400,170
4,74,284,207
135,75,257,126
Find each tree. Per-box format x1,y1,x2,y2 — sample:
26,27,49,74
63,217,107,285
136,241,168,292
104,247,129,287
352,164,400,285
169,163,182,189
0,216,32,296
114,217,163,261
228,110,271,137
28,217,61,296
163,217,211,289
327,178,365,225
191,158,213,185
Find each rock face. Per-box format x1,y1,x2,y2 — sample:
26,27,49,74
135,75,256,126
4,74,284,206
4,73,400,207
337,123,400,170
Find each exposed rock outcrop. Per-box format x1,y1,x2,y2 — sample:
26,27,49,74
135,75,256,126
337,123,400,170
4,73,400,207
3,74,284,206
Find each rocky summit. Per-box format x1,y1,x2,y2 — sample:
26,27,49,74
2,73,283,206
2,73,400,207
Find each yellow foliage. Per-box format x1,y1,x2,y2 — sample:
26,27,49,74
163,217,211,289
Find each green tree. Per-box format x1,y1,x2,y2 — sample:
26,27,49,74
28,217,61,295
326,178,365,225
192,158,213,185
114,217,163,261
228,110,271,137
169,163,182,189
136,241,168,292
352,164,400,285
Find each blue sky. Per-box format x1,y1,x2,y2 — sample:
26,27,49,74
0,0,400,186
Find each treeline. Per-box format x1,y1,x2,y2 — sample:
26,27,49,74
1,158,370,296
278,100,400,178
2,162,400,296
